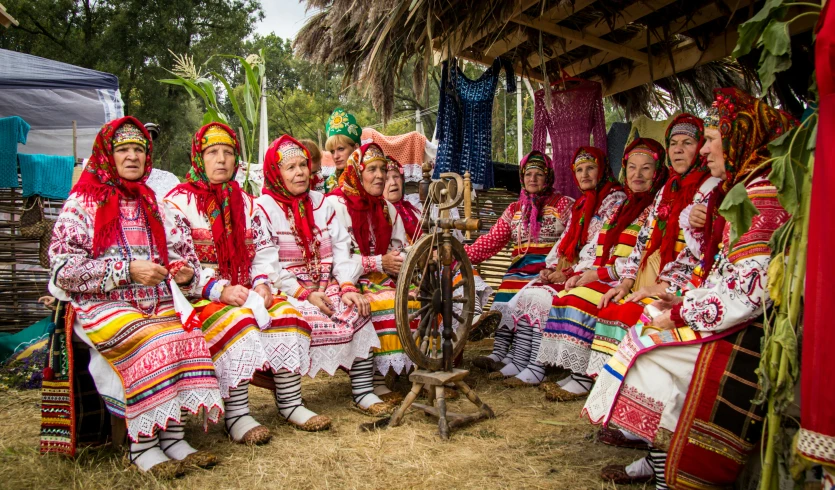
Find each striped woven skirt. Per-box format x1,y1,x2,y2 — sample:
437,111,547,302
536,281,613,374
358,272,420,376
490,253,549,331
588,296,655,378
287,282,380,378
73,299,223,442
195,296,312,398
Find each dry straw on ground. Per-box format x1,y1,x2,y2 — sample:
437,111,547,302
0,340,650,489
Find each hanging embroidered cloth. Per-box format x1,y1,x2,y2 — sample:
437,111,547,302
532,79,607,199
433,57,515,189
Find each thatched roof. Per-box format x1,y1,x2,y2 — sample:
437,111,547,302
295,0,816,120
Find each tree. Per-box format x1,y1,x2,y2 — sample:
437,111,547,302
1,0,263,176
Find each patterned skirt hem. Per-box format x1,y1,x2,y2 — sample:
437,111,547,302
126,388,223,443
536,336,592,373
373,351,414,376
307,321,380,378
797,428,835,467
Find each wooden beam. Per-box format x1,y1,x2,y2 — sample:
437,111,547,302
436,0,540,61
524,0,677,69
562,0,754,77
483,27,528,58
601,13,816,96
0,3,18,28
513,13,649,63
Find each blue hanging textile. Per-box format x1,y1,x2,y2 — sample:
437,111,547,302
606,121,632,179
0,116,30,188
433,58,515,189
18,154,75,200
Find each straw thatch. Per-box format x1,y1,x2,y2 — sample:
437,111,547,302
295,0,814,120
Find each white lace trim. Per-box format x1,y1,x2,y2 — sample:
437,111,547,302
210,328,312,397
535,335,592,373
307,321,380,378
511,287,556,333
374,351,414,376
585,351,611,379
581,368,622,425
490,301,515,332
127,388,224,442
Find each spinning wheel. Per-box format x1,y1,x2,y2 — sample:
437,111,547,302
364,166,497,439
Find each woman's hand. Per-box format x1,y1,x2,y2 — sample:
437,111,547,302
649,292,683,311
382,251,404,276
689,204,707,229
628,283,668,303
254,283,273,308
220,284,249,306
173,266,194,286
647,310,675,330
309,291,334,316
547,269,567,284
598,282,631,309
342,291,370,316
130,260,167,286
539,268,554,283
564,274,580,290
574,269,598,288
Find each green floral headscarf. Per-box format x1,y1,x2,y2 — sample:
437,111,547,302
326,107,361,144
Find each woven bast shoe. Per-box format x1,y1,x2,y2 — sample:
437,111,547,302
182,450,220,469
600,464,653,484
502,376,539,388
378,391,405,405
124,454,187,480
236,425,272,446
596,427,650,450
543,385,589,402
352,401,394,417
286,414,332,432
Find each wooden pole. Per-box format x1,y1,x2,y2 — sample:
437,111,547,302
516,76,523,163
464,171,472,240
72,120,77,162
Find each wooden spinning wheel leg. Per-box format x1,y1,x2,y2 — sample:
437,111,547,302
454,380,495,419
435,385,449,439
389,382,424,428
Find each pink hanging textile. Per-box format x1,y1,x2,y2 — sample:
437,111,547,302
360,128,426,182
532,79,607,199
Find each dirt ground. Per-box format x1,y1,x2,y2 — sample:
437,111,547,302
0,340,651,490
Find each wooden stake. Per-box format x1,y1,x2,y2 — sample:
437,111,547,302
238,126,248,163
463,171,472,240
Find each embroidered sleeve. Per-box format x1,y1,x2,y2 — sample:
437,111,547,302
162,197,203,296
361,255,384,275
619,190,663,281
573,192,624,273
464,204,514,265
680,180,789,332
48,197,131,295
659,179,720,289
249,203,279,290
256,198,307,298
327,203,363,286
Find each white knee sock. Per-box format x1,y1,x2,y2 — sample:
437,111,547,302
487,326,513,362
129,433,171,472
514,323,546,384
561,373,594,394
649,449,669,489
372,371,392,396
224,380,261,441
625,455,653,478
159,409,198,460
350,357,384,409
273,369,317,425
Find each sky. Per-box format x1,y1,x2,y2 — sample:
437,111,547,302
255,1,318,40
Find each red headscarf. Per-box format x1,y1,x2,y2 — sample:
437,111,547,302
640,113,711,272
699,88,797,277
72,116,168,265
598,138,669,265
168,122,250,286
262,135,321,267
518,151,556,242
330,143,393,256
385,156,422,241
557,146,620,263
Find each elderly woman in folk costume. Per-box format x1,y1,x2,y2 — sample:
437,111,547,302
472,149,623,382
382,156,494,324
323,108,362,194
164,123,318,441
586,88,795,489
540,116,720,409
299,138,325,193
48,118,223,477
256,135,383,422
507,139,669,395
325,143,416,411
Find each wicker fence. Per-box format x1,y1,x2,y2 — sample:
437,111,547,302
0,188,61,333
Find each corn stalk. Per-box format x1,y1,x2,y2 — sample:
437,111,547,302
158,50,266,193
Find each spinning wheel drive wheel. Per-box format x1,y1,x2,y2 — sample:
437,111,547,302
395,233,475,371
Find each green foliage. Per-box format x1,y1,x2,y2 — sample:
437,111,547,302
718,183,760,247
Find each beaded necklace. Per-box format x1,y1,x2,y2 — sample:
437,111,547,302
117,199,160,316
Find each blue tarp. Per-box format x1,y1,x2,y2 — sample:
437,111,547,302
0,49,119,90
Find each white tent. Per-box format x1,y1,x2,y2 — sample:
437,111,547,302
0,49,124,157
